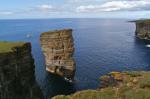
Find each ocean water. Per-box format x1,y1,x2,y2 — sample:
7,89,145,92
0,19,150,98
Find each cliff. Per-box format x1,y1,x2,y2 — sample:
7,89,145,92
53,71,150,99
135,19,150,40
0,42,44,99
40,29,75,80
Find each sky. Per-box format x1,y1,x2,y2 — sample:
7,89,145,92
0,0,150,19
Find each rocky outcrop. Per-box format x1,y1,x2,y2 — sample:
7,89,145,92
0,42,44,99
135,20,150,40
53,71,150,99
40,29,75,80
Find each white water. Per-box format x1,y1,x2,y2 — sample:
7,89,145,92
146,45,150,47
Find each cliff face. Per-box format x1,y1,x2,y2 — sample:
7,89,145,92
40,29,75,80
135,20,150,40
0,42,44,99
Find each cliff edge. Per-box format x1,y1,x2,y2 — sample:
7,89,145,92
40,29,76,80
53,71,150,99
135,19,150,40
0,42,44,99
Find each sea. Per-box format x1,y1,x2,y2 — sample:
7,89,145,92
0,18,150,99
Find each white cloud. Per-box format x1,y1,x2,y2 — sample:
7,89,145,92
68,0,98,3
76,0,150,12
36,4,66,13
38,4,53,11
0,11,13,15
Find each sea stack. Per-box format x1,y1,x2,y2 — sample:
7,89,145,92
0,42,44,99
40,29,76,80
135,19,150,40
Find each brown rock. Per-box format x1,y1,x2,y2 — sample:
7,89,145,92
135,20,150,40
40,29,76,80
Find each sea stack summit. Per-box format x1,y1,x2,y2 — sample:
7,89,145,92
40,29,76,80
135,19,150,40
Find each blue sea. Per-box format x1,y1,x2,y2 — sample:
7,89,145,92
0,19,150,99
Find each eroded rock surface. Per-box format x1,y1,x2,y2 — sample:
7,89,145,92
135,20,150,40
0,42,44,99
40,29,75,80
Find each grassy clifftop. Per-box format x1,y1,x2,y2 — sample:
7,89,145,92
136,19,150,24
0,42,26,53
53,71,150,99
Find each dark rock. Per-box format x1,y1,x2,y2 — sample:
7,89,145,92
0,42,44,99
135,19,150,40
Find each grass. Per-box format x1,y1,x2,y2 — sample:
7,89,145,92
124,89,150,99
0,41,25,53
52,71,150,99
53,89,115,99
139,78,150,88
136,19,150,24
52,95,71,99
124,71,142,77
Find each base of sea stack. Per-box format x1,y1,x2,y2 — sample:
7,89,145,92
46,66,75,83
0,42,44,99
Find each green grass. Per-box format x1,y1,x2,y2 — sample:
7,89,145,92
53,90,115,99
124,71,142,77
72,89,115,99
52,95,71,99
124,89,150,99
0,42,25,53
52,71,150,99
136,19,150,24
139,78,150,88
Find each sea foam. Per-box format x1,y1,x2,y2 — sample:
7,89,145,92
146,45,150,47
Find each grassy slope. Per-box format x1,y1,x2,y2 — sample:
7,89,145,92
0,42,25,53
136,19,150,24
53,71,150,99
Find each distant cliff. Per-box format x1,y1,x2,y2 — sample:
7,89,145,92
40,29,75,80
135,19,150,40
0,42,44,99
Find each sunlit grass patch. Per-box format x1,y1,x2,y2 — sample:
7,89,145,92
0,41,25,53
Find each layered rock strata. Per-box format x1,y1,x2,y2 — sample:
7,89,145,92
0,42,44,99
40,29,75,80
135,20,150,40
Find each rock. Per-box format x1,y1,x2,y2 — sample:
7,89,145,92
40,29,76,80
0,42,44,99
135,19,150,40
109,72,123,81
53,71,150,99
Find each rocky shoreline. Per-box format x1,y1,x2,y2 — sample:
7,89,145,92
53,71,150,99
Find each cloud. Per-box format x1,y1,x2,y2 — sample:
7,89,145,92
76,0,150,13
0,11,13,15
68,0,99,3
37,4,54,12
38,5,53,10
36,4,67,13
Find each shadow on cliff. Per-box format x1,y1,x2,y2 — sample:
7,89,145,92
134,37,150,70
32,42,76,99
43,72,76,99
